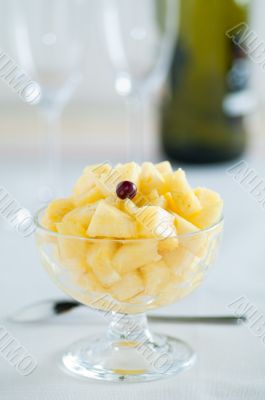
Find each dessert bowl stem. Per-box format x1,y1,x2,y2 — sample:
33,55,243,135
62,310,196,382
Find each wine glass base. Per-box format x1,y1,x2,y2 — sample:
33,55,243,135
62,333,196,382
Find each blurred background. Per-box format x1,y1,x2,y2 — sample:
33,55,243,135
0,0,264,172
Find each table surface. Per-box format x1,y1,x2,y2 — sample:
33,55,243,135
1,153,265,400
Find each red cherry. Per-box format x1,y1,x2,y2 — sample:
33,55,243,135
116,181,137,200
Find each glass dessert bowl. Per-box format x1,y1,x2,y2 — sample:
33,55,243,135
35,208,223,382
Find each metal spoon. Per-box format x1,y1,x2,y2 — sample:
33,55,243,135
8,299,246,325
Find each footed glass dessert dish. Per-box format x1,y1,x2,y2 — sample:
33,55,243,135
35,161,223,381
35,208,223,382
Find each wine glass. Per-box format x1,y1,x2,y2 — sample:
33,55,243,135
35,207,223,382
102,0,178,162
6,0,87,202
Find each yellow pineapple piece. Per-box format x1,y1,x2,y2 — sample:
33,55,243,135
92,171,118,196
113,240,161,274
63,204,96,230
73,163,111,197
136,206,177,239
173,212,208,258
156,279,179,304
174,212,199,234
56,219,87,237
87,201,137,238
83,162,112,176
94,162,140,196
157,276,195,305
140,162,165,195
62,257,89,277
203,231,222,268
163,245,200,277
42,198,74,231
189,187,223,229
115,162,141,187
169,169,202,217
158,237,179,254
122,198,139,216
124,200,177,240
164,192,178,213
110,271,144,301
179,234,209,259
155,161,173,176
77,268,106,293
73,175,95,197
73,186,105,207
87,242,121,287
103,195,125,211
140,260,170,296
56,220,88,265
146,189,167,208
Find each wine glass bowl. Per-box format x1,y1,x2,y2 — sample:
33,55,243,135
6,0,87,202
8,0,86,107
103,0,177,96
102,0,178,161
35,207,223,382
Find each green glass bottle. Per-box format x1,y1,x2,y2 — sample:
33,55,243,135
161,0,252,163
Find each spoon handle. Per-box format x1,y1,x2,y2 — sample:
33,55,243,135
53,300,245,325
148,315,246,325
10,299,246,325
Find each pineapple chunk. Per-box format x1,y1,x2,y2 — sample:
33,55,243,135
174,212,199,234
83,162,112,176
146,190,167,208
135,206,177,239
179,234,209,259
140,162,165,195
73,186,105,207
113,240,161,274
110,271,144,301
157,276,195,305
156,282,178,305
77,268,106,293
93,171,119,196
173,212,208,258
123,198,139,215
163,245,200,276
87,242,121,287
104,195,125,211
115,162,141,187
56,220,87,264
61,257,89,276
94,162,140,196
56,220,87,237
140,260,170,296
155,161,173,176
169,169,202,217
42,199,74,231
124,201,177,239
73,163,111,197
189,187,223,229
164,192,178,213
87,201,137,238
73,175,95,197
63,204,96,230
158,237,179,254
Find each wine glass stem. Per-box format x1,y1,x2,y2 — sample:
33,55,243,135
38,106,62,202
107,312,152,343
126,93,145,162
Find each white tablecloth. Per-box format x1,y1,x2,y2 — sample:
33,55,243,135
1,155,265,399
